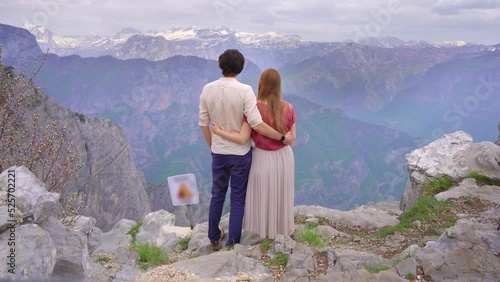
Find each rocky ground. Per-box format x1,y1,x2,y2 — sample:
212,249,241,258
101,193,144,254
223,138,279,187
2,131,499,281
127,193,499,282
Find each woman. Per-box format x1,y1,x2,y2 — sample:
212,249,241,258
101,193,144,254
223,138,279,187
212,68,296,239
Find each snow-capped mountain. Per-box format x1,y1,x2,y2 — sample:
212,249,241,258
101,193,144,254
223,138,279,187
358,36,428,48
24,24,492,69
24,24,126,57
357,36,487,50
24,25,323,68
24,25,313,67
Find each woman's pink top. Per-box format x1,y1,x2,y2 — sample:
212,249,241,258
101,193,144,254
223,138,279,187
248,101,296,150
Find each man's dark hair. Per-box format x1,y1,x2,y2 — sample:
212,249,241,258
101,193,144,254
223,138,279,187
218,49,245,77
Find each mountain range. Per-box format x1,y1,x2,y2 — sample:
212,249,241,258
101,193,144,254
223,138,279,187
25,25,496,69
1,22,499,211
23,25,500,142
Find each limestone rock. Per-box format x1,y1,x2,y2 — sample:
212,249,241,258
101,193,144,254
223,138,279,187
171,250,270,280
316,225,347,241
186,213,241,256
0,224,57,279
394,258,417,279
285,243,315,272
66,216,101,254
272,234,297,256
233,244,261,260
0,166,61,223
28,93,151,231
281,268,310,282
415,219,500,281
0,24,43,67
88,260,116,282
88,227,103,254
93,219,138,266
434,178,500,205
185,221,213,256
496,121,500,145
39,217,90,279
112,264,139,282
318,268,405,281
136,209,191,252
294,201,400,229
331,248,392,272
400,131,500,210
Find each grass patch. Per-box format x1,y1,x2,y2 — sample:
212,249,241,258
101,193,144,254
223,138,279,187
422,176,454,198
127,221,170,270
364,264,393,273
261,239,272,252
467,171,500,186
265,252,288,268
91,253,113,263
127,221,143,245
96,256,111,263
376,198,455,238
406,272,415,280
294,227,326,248
305,221,320,229
133,241,169,270
176,237,190,251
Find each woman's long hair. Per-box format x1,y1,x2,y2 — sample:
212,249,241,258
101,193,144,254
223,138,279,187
258,68,284,133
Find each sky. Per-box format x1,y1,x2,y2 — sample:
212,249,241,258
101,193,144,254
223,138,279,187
1,0,500,44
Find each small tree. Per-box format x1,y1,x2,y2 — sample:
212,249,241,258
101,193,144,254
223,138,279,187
0,47,83,193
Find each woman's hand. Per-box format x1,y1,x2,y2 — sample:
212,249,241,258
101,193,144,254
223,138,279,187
212,122,222,136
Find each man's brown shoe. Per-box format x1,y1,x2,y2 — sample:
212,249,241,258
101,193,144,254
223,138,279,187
211,227,225,251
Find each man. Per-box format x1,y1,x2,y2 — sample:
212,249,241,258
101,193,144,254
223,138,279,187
199,49,292,250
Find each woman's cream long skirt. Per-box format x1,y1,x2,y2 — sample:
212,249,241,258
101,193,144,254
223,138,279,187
243,145,295,239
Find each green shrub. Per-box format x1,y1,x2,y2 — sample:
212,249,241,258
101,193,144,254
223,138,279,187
96,256,111,263
364,264,392,273
91,253,112,263
376,198,455,237
294,228,326,248
0,51,83,194
127,221,142,245
260,239,272,252
422,176,454,198
176,237,190,251
467,171,500,186
133,241,169,269
305,221,319,229
265,252,288,268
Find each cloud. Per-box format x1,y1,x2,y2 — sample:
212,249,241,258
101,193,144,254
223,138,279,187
432,0,500,15
0,0,499,44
